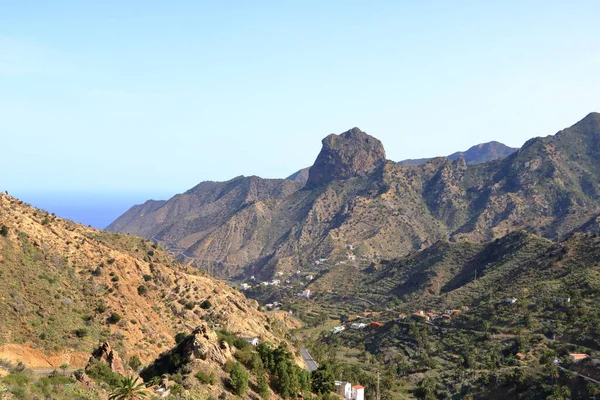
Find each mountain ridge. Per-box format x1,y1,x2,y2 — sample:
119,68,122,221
107,112,600,280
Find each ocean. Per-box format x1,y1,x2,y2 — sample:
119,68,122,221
12,192,165,230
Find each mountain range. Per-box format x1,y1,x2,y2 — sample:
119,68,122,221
286,140,518,184
397,140,518,167
107,112,600,281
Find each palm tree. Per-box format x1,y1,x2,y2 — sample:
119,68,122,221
109,376,151,400
547,385,571,400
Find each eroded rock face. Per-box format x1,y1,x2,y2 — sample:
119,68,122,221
305,127,386,188
86,342,125,375
181,323,231,365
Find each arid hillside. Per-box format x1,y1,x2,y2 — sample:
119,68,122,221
0,193,283,370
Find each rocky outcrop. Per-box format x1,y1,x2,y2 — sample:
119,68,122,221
305,127,386,188
181,323,232,365
86,342,125,375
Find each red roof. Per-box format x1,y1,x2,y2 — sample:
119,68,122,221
569,353,589,360
353,385,364,389
370,322,383,328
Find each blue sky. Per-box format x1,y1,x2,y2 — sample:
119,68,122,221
2,1,599,204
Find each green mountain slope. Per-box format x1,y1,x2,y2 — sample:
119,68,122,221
107,113,600,280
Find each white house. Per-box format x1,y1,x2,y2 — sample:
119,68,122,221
250,275,256,281
350,323,367,330
271,279,280,286
347,253,356,261
331,326,345,334
335,381,352,399
505,297,518,304
244,338,259,346
239,283,251,291
297,289,311,298
346,244,354,250
306,275,314,281
351,385,365,400
553,296,571,303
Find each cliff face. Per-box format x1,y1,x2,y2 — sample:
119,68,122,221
305,127,386,188
107,113,600,279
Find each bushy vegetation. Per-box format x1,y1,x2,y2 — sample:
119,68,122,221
228,362,249,395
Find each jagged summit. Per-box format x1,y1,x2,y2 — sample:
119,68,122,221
305,127,386,188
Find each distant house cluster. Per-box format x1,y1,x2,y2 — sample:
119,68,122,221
335,381,364,400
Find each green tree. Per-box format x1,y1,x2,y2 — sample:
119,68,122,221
258,370,270,400
416,377,437,400
547,385,571,400
108,376,150,400
311,365,335,394
229,362,249,396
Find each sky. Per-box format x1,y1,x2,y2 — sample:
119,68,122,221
1,1,600,226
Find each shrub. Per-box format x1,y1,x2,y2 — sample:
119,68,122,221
223,359,236,373
175,332,188,344
184,302,195,310
0,225,8,237
143,274,153,282
128,355,142,371
137,285,147,295
147,250,155,257
96,302,107,313
111,276,120,282
107,257,116,265
86,360,122,388
195,370,216,384
108,312,122,324
74,328,88,338
200,300,212,310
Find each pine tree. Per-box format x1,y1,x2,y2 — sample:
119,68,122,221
258,370,270,400
311,365,335,394
229,362,249,396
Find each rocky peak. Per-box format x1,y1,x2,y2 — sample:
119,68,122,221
305,127,386,188
86,341,125,375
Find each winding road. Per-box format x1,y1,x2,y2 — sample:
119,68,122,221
299,347,318,372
